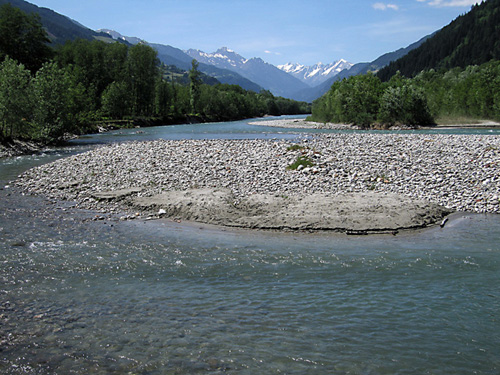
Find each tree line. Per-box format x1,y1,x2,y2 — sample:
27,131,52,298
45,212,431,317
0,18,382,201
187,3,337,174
0,4,310,144
310,72,433,127
310,59,500,127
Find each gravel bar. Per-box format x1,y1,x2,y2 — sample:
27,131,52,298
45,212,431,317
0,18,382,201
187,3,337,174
15,133,500,231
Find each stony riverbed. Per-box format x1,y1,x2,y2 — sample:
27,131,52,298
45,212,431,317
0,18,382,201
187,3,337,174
14,133,499,230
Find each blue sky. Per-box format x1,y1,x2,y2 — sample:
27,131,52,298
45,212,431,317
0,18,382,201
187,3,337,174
28,0,481,66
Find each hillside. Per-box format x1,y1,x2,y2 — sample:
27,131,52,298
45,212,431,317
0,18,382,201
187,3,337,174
150,44,263,92
378,0,500,80
0,0,109,43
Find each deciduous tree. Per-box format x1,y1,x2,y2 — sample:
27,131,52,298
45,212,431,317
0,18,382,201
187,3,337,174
0,4,52,72
0,57,32,139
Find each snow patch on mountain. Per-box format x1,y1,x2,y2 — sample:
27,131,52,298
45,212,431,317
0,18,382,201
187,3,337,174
185,47,309,98
278,60,353,86
98,29,143,45
186,47,250,70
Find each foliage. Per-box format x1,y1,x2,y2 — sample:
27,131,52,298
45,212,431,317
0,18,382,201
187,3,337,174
1,40,309,144
189,59,203,113
413,60,500,121
56,39,128,111
311,73,388,127
378,83,433,126
286,144,306,151
127,44,159,116
31,62,72,142
0,6,311,145
101,81,130,119
0,57,32,139
378,0,500,80
312,59,500,126
0,3,52,72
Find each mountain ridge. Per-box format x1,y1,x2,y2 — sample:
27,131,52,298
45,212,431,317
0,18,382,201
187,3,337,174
0,0,109,43
277,60,354,87
185,47,310,98
98,31,263,93
377,0,500,80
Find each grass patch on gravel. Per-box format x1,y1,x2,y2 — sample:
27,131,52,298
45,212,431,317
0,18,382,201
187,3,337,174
287,155,314,170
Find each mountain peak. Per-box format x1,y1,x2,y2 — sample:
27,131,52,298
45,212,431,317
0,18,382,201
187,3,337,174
185,47,309,98
277,60,353,86
217,46,234,53
185,47,247,70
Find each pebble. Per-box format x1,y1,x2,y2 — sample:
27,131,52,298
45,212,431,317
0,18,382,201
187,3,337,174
15,133,500,215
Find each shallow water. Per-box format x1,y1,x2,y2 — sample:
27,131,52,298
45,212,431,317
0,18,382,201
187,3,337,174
70,114,500,147
1,117,500,374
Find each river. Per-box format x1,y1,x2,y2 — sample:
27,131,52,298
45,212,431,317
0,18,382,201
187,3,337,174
1,116,499,374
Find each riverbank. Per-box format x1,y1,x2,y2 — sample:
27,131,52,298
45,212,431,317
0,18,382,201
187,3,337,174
14,132,499,232
249,118,500,130
0,114,233,158
0,138,47,158
249,118,419,130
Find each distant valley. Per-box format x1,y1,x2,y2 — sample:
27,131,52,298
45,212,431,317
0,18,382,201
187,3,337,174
101,29,429,102
1,0,436,102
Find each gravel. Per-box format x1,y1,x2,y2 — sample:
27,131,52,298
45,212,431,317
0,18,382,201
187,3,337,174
14,132,500,228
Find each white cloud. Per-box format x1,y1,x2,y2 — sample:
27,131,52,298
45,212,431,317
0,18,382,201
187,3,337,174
417,0,481,7
373,2,400,10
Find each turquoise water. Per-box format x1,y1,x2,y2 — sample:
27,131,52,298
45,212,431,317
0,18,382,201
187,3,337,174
1,117,500,374
71,115,500,146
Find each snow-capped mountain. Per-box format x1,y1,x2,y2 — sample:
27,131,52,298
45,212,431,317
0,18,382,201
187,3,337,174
186,47,247,70
278,60,354,86
186,47,309,99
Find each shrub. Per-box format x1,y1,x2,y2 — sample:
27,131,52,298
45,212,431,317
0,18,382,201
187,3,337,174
378,84,434,126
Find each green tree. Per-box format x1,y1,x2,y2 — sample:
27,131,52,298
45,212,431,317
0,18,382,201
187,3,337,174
0,4,52,72
127,44,159,116
0,57,32,139
101,81,131,119
154,79,173,118
31,62,71,142
56,40,128,111
311,74,384,126
189,59,202,114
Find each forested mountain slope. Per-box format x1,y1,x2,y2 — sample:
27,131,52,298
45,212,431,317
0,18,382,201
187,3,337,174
378,0,500,80
0,0,109,43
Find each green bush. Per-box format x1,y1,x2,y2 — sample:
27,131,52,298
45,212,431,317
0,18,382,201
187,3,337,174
378,84,434,126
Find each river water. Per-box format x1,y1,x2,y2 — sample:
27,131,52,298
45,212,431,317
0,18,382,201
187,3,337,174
1,116,499,374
